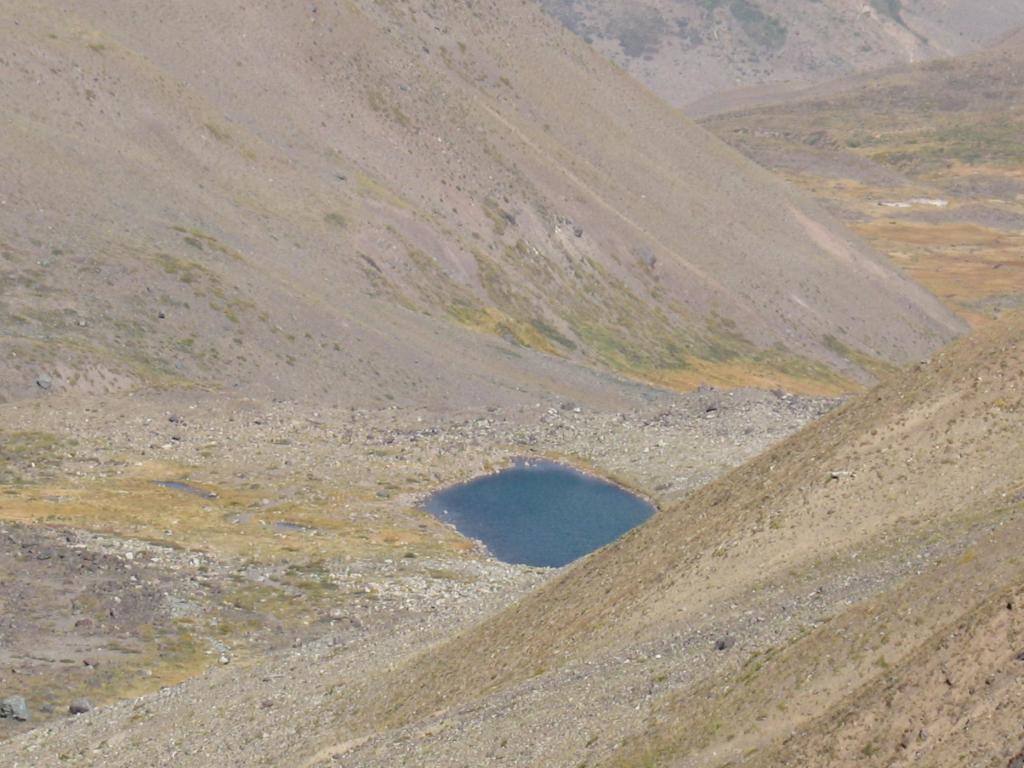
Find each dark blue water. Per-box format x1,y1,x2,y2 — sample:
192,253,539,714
422,460,654,567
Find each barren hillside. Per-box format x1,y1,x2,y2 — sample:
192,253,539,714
0,0,964,408
540,0,1024,109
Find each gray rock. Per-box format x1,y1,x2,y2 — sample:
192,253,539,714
69,698,93,715
0,696,30,721
35,374,52,390
714,636,735,652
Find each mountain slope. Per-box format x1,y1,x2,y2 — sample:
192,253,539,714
0,0,963,407
540,0,1024,108
309,311,1023,766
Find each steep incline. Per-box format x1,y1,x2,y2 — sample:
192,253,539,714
0,0,962,407
316,312,1024,766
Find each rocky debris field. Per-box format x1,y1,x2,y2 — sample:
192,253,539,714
0,384,837,743
2,384,837,511
0,519,546,740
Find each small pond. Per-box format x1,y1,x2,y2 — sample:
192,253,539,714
153,480,217,499
422,460,654,567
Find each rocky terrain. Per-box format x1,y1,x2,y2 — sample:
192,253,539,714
0,382,836,741
1,2,1021,766
1,309,1019,768
540,0,1024,109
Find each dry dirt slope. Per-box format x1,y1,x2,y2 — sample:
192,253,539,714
0,0,963,407
540,0,1024,108
303,311,1024,766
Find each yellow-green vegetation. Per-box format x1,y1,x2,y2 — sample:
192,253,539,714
822,334,899,382
852,219,1024,324
643,353,856,397
0,463,470,565
323,212,348,229
203,122,232,143
12,622,211,727
77,626,209,706
751,167,1024,328
366,86,412,128
447,246,863,394
169,226,246,262
482,198,515,236
446,301,566,356
155,251,207,285
225,561,344,623
704,46,1024,330
569,308,859,395
446,290,861,394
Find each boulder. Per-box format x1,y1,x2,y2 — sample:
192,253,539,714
69,699,93,715
714,636,735,652
0,696,30,721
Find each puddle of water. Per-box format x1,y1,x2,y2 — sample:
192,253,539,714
154,481,218,500
422,460,654,567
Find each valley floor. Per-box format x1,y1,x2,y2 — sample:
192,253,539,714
0,385,834,760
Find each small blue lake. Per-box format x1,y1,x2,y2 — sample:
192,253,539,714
422,460,654,568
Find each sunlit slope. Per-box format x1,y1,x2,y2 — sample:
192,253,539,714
334,312,1023,765
0,0,963,405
